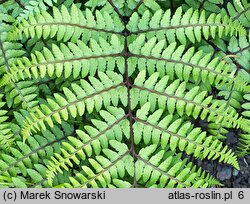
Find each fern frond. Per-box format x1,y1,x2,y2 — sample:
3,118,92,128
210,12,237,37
46,108,128,186
0,24,39,111
0,35,124,86
131,71,250,131
127,7,246,44
135,145,220,188
19,72,125,139
9,4,124,42
133,103,239,169
0,124,71,187
64,140,220,188
128,36,249,92
0,0,249,189
63,144,131,188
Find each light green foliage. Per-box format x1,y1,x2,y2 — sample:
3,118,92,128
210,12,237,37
0,35,124,85
128,36,249,92
0,0,250,188
9,4,124,42
239,93,250,155
127,7,246,43
20,72,125,139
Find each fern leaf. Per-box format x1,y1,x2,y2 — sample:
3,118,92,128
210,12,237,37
128,36,249,92
0,35,124,86
19,73,125,139
131,71,250,131
0,124,71,187
46,109,128,186
133,103,239,169
9,4,124,42
0,0,249,189
64,148,131,188
135,145,221,188
127,7,246,44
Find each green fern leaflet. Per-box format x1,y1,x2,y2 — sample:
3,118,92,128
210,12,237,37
0,0,250,188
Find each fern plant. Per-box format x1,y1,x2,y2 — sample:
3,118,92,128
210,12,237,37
0,0,250,188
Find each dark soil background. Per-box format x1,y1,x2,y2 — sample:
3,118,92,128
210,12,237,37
194,132,250,188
